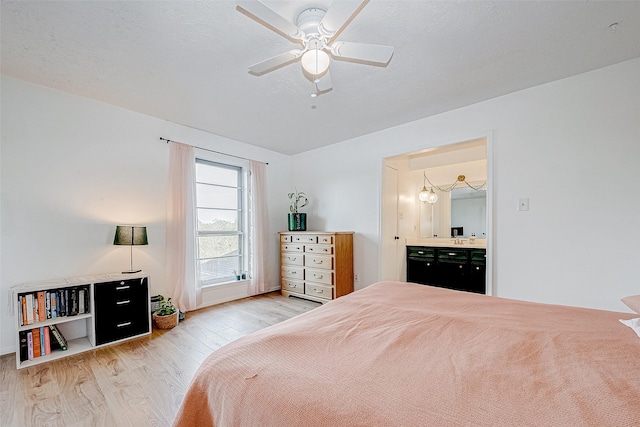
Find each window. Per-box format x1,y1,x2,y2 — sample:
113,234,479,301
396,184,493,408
195,159,245,285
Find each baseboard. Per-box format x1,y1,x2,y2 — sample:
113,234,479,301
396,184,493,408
0,345,15,357
198,284,281,310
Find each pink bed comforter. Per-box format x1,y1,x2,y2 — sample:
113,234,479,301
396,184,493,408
173,281,640,426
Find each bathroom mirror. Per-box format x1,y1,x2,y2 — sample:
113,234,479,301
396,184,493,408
450,187,486,238
419,186,486,238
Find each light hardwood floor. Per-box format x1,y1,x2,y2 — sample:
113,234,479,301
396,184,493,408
0,292,320,427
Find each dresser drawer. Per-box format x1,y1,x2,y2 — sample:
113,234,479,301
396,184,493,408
305,268,333,285
292,234,317,244
281,279,304,293
317,235,334,245
94,278,147,308
282,252,304,266
305,283,332,300
305,245,333,254
305,254,333,270
282,243,304,252
95,312,149,346
282,266,304,280
280,234,292,243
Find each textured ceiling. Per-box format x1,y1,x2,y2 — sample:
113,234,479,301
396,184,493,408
2,1,639,155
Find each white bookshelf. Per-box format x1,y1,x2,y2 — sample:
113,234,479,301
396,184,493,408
11,272,150,369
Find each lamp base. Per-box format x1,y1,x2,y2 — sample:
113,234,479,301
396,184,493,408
122,269,142,274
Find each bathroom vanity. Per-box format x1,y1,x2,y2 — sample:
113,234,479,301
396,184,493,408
406,239,486,294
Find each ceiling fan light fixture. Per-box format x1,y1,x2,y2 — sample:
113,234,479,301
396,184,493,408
301,49,330,76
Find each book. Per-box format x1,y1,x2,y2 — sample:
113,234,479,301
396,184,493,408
43,326,51,355
21,296,27,326
37,291,46,322
19,331,28,362
59,289,65,317
32,327,41,358
27,331,33,360
70,288,78,316
40,326,45,355
51,291,57,319
49,324,68,351
26,294,34,325
79,289,85,314
45,291,51,319
63,289,70,316
33,293,38,322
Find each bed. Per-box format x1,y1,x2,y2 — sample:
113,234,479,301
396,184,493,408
173,281,640,426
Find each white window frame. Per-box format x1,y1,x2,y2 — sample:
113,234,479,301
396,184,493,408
194,151,249,286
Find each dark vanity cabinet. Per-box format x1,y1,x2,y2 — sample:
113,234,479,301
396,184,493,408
407,246,486,294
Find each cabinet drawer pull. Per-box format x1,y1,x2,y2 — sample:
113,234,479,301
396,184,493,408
314,288,323,294
418,251,424,254
116,321,132,328
448,253,457,256
313,259,323,264
288,257,297,261
116,285,130,290
314,274,324,279
116,300,130,305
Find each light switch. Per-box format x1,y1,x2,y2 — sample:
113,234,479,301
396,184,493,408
517,197,530,211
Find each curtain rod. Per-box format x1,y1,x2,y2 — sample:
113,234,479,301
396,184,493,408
159,137,269,165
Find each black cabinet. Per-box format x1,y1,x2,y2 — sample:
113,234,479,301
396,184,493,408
406,247,437,285
406,246,486,294
94,277,150,345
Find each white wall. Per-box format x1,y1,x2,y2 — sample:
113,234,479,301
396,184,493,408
291,58,640,312
0,76,291,354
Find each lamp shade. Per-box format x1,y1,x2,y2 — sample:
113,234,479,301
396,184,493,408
419,187,438,204
426,188,438,204
301,49,330,76
418,186,429,202
114,226,148,246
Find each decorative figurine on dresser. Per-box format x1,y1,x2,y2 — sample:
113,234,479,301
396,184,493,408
279,231,354,303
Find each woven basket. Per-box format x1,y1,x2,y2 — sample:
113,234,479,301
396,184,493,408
153,311,179,329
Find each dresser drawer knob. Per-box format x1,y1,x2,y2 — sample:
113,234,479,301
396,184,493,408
314,259,323,264
288,257,297,261
116,300,131,305
116,321,132,328
314,274,323,279
116,285,130,290
314,288,323,294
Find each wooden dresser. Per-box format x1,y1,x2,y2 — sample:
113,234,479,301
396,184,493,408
279,231,354,304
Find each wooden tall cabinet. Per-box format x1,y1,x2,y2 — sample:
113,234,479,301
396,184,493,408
279,231,354,304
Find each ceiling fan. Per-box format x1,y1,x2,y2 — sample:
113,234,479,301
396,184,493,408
236,0,394,96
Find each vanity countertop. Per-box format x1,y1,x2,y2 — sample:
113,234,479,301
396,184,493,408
405,238,486,249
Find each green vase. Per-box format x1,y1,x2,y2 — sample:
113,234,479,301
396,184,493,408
288,213,307,231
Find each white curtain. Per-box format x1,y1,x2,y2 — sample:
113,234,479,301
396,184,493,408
165,142,201,311
248,160,268,294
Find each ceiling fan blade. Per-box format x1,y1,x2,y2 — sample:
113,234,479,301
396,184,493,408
319,0,368,40
330,41,394,65
248,49,303,75
315,70,333,92
237,1,305,41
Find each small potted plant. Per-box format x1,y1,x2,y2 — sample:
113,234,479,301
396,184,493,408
152,297,179,329
288,189,309,231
